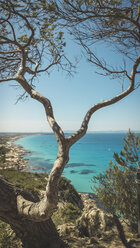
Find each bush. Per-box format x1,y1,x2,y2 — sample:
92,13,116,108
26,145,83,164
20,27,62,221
92,130,140,227
58,177,83,208
52,202,82,226
0,146,10,164
0,169,47,194
0,220,21,248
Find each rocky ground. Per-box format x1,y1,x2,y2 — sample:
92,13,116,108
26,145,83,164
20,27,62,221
58,194,140,248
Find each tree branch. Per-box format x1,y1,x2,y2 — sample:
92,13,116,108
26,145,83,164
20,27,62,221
37,55,62,73
0,77,16,83
67,55,140,146
6,20,17,43
81,41,131,79
9,1,35,49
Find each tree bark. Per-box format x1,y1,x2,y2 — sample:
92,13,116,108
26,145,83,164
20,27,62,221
13,219,65,248
0,176,66,248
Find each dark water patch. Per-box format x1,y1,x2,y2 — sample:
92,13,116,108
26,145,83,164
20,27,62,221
29,157,52,164
28,157,53,171
29,166,52,174
66,163,96,168
80,169,95,175
29,157,52,163
38,161,53,168
70,170,77,174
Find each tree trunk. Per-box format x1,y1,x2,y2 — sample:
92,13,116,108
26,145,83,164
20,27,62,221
0,176,66,248
12,218,65,248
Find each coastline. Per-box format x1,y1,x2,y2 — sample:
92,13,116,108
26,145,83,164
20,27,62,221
0,133,93,195
0,133,37,171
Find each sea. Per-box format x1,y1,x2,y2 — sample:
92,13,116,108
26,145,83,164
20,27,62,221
14,132,139,193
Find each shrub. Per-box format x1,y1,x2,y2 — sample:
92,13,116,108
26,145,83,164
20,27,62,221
0,220,21,248
0,169,47,194
92,130,140,228
0,146,10,164
52,202,82,226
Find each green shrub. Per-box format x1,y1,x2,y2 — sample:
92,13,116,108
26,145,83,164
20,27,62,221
0,220,21,248
0,169,47,194
0,146,9,156
58,177,83,208
52,202,82,226
0,146,10,164
92,130,140,227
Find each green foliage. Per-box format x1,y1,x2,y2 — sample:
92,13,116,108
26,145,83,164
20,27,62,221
0,146,9,156
0,145,10,164
0,220,21,248
52,202,81,226
92,130,140,227
0,169,82,206
53,177,82,226
58,177,82,208
0,168,82,205
0,137,8,145
113,129,140,168
63,202,81,222
0,169,47,194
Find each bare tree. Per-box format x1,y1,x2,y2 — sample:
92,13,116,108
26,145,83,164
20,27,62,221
0,0,140,247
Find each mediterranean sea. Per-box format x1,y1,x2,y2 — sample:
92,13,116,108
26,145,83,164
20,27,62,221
14,132,139,193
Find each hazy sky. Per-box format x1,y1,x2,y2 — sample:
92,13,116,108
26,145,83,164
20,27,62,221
0,37,140,133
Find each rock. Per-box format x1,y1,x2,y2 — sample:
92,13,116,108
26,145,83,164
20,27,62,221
90,237,99,244
57,223,76,236
76,194,116,238
76,208,115,238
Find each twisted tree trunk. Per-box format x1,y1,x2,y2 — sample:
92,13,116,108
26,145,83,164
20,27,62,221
0,176,66,248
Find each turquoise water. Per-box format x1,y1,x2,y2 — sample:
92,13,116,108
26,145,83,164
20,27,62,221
14,132,137,193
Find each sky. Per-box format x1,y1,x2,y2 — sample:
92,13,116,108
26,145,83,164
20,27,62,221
0,36,140,133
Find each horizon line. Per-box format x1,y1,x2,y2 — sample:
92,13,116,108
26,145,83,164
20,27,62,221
0,130,140,134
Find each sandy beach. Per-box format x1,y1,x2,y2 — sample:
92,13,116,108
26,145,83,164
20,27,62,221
0,133,37,170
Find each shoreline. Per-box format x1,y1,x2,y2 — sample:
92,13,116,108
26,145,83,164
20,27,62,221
0,133,94,195
0,133,97,197
0,133,37,171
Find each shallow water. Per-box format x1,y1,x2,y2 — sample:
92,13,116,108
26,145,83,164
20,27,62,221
14,132,137,193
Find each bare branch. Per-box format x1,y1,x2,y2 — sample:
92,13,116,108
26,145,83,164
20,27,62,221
0,77,16,83
67,55,140,146
37,56,62,73
135,83,140,89
81,41,131,79
6,20,17,42
15,91,27,104
0,50,20,54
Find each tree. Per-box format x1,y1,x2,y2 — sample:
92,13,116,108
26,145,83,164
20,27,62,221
0,0,140,247
55,0,140,78
92,130,140,229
